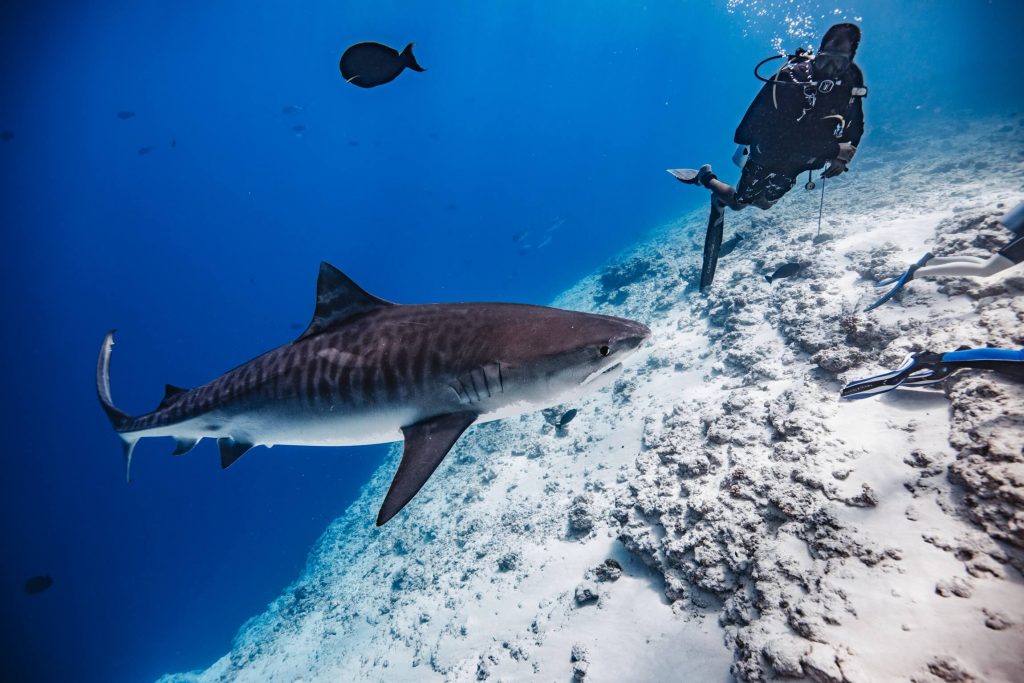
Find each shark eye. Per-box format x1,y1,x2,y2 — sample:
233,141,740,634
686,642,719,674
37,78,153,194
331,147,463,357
599,345,610,357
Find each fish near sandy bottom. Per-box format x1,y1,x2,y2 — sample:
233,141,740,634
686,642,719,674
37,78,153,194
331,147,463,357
97,263,650,526
719,232,745,257
765,262,801,283
339,42,424,88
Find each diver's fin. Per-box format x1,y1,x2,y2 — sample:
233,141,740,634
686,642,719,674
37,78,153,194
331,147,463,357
172,438,200,456
840,355,919,399
298,262,396,341
218,438,254,469
158,384,189,409
401,43,425,72
376,411,477,526
699,197,726,292
864,253,934,313
667,168,701,185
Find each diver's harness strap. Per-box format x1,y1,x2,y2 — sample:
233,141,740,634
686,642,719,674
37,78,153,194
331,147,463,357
757,50,867,125
754,49,869,97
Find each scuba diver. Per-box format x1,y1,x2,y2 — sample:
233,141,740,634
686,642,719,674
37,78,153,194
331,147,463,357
841,347,1024,399
670,23,867,291
866,201,1024,311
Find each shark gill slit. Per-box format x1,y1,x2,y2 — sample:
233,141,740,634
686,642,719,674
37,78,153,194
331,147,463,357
479,367,491,398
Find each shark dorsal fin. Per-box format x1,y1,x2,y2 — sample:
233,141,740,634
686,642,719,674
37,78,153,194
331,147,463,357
158,384,189,409
298,262,395,340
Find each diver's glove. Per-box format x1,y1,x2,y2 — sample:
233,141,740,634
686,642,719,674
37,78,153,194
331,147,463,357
822,142,857,178
863,252,934,312
840,351,951,399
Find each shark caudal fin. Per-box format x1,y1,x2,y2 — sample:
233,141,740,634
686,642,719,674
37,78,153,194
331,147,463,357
401,43,425,72
96,331,140,482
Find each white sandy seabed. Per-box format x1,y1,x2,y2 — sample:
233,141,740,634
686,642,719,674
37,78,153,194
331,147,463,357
162,116,1024,683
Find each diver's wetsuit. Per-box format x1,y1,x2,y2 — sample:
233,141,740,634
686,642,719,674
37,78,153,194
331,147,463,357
725,59,866,208
998,231,1024,264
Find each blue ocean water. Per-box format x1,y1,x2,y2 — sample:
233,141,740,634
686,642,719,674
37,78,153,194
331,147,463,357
1,1,1021,681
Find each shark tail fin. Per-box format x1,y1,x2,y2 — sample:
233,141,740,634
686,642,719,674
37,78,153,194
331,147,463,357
97,330,140,481
401,43,425,72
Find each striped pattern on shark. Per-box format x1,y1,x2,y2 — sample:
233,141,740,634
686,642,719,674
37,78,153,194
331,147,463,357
97,262,650,525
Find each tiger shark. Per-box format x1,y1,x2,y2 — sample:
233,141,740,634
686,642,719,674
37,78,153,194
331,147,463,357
97,263,650,525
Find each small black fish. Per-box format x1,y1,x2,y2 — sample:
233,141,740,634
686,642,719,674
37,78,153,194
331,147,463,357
137,146,154,155
348,140,359,147
340,42,424,89
558,409,578,427
293,124,306,133
719,232,745,257
24,575,53,594
512,230,529,242
170,137,176,148
765,263,801,283
281,105,303,115
0,130,13,141
117,111,135,120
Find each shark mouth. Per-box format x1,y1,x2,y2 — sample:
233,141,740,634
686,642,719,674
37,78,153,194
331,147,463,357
581,362,624,387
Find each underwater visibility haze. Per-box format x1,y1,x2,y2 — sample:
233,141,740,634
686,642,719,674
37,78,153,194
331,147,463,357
2,1,1024,681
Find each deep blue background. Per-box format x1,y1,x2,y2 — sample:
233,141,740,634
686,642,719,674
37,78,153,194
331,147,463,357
2,1,1022,681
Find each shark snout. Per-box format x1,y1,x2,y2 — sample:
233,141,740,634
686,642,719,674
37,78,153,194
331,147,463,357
607,319,651,354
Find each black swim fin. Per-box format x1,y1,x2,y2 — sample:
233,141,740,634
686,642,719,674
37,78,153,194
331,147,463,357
699,197,726,292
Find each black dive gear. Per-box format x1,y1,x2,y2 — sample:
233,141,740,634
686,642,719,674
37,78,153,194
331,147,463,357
753,50,868,98
738,51,865,197
700,196,727,292
999,201,1024,264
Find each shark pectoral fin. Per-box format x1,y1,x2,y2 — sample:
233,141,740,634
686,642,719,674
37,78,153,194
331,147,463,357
172,438,200,456
218,438,254,469
296,262,396,341
376,411,478,527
